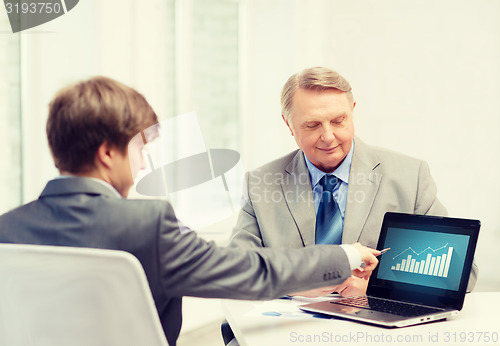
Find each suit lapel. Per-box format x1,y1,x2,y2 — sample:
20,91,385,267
283,151,316,246
343,138,382,244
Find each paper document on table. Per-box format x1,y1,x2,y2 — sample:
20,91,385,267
242,296,339,320
290,294,340,304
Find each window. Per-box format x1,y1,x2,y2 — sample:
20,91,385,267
140,0,243,239
0,14,21,214
173,0,241,149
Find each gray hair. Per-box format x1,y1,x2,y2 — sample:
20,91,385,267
281,67,353,119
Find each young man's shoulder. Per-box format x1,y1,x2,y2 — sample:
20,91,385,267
99,196,174,223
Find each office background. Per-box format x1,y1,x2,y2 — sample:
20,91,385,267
1,0,499,344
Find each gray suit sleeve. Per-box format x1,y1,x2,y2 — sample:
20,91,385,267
156,203,351,300
416,161,478,291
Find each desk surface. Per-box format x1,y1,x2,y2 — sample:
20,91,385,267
222,292,500,346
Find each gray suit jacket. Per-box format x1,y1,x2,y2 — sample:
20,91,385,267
230,137,478,290
0,177,352,345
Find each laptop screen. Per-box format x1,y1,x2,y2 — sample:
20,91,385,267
368,213,480,310
376,227,470,291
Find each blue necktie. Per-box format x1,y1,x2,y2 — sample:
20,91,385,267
315,175,343,244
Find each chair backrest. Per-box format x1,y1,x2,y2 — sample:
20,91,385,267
0,244,169,346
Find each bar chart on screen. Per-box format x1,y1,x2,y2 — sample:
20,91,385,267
391,243,453,278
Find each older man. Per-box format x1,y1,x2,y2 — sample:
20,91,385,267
230,67,477,296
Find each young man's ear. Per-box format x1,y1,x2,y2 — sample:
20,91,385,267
96,142,114,169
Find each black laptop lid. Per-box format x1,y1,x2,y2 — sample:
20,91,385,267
367,212,480,310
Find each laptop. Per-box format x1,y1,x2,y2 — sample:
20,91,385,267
300,212,480,327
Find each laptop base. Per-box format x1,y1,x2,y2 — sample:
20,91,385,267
300,300,457,328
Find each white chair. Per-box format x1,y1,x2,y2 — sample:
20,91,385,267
0,244,168,346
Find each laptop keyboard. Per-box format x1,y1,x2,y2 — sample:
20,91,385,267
332,296,443,317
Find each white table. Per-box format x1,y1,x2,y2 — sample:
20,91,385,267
222,292,500,346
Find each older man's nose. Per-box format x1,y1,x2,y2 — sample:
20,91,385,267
320,125,336,143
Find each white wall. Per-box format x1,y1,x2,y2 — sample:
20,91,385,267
243,0,500,290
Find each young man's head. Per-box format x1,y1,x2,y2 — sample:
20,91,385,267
46,76,158,196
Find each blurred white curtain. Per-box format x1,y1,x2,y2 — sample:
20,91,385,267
0,13,22,214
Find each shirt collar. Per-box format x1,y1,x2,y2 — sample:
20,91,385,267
55,175,123,198
304,141,354,188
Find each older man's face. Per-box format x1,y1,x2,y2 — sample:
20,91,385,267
284,88,355,173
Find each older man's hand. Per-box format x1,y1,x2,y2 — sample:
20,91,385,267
333,276,369,297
